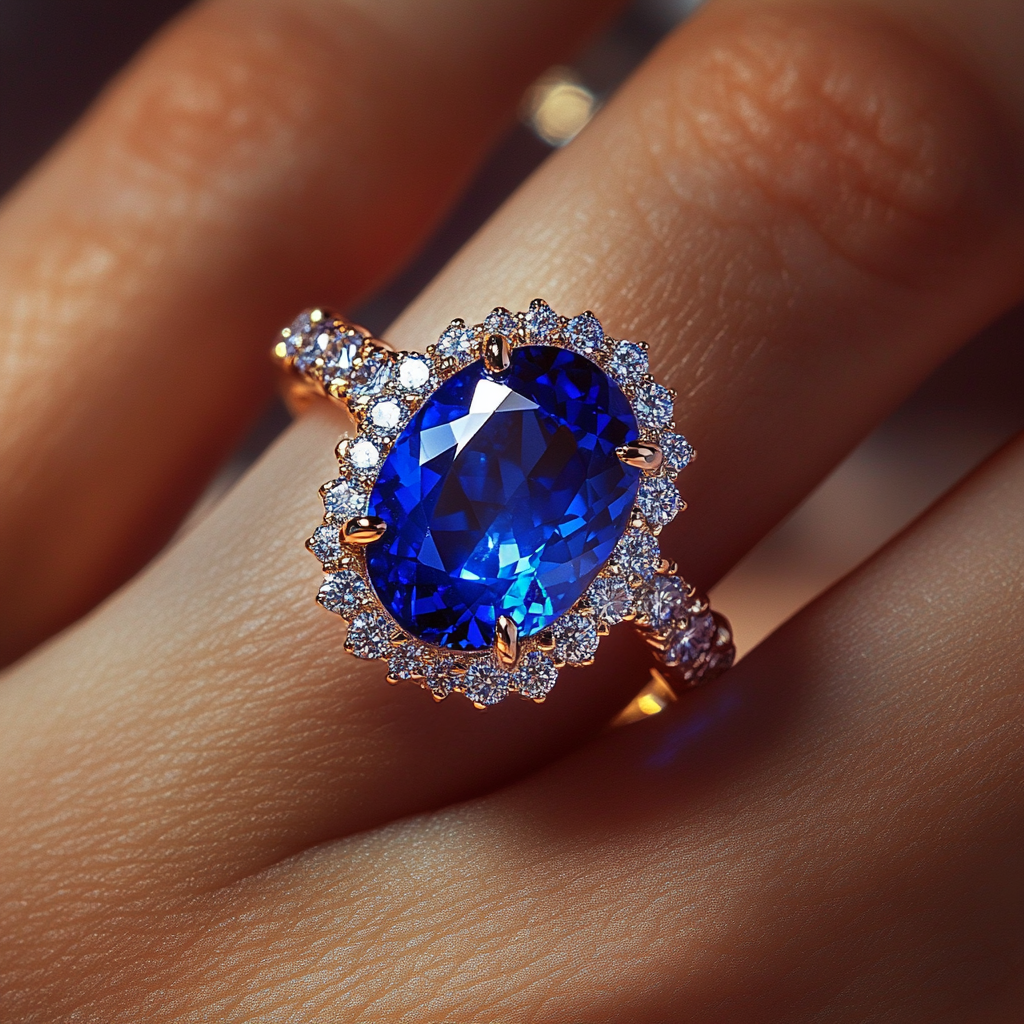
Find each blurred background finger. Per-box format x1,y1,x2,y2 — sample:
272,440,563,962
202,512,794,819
0,0,623,665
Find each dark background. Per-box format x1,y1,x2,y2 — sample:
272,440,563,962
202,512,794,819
2,0,1021,653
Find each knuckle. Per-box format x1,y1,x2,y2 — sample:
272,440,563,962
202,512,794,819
651,6,1018,286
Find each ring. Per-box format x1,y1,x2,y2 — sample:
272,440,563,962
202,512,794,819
273,300,735,707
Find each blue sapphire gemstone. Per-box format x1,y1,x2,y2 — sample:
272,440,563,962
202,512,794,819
366,345,641,651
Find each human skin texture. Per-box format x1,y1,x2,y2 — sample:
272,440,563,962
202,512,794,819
0,0,1022,1020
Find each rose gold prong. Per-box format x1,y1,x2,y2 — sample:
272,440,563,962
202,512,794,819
385,675,401,685
472,702,488,710
596,622,610,637
432,692,447,702
628,511,645,530
656,557,679,576
495,615,519,669
532,696,546,704
535,629,556,653
342,516,387,544
616,442,664,474
484,334,512,374
390,630,407,645
643,633,672,654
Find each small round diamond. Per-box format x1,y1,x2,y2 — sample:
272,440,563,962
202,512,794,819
514,651,558,700
280,311,316,357
369,397,404,433
635,575,687,629
388,644,429,680
346,612,393,660
397,355,431,391
633,381,674,430
484,307,517,338
565,311,604,355
463,660,510,706
321,331,363,384
586,576,633,625
293,324,334,373
308,524,342,565
349,439,379,470
435,322,475,362
612,530,660,582
317,570,371,618
607,341,648,384
553,613,599,664
637,476,681,527
659,432,694,476
662,612,716,667
322,478,365,522
424,658,459,699
525,299,558,341
348,350,392,399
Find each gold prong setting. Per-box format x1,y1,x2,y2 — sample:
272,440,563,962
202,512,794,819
280,300,730,706
483,334,513,374
495,615,519,669
342,516,387,544
616,441,664,473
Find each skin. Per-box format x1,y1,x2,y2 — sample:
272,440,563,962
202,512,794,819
0,0,1022,1020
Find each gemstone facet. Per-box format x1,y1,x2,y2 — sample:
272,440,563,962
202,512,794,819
633,381,674,430
317,570,371,618
636,475,681,527
322,478,365,522
346,611,393,659
309,524,342,565
434,322,475,364
607,341,648,384
659,432,694,475
366,345,641,651
525,299,558,341
463,660,510,706
586,575,634,625
552,613,600,664
611,529,661,582
514,651,558,699
566,311,605,355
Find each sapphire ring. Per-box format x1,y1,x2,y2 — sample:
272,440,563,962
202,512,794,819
274,301,734,707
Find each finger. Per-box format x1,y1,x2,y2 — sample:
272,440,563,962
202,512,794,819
399,0,1024,589
3,0,1024,934
0,0,623,665
124,438,1024,1023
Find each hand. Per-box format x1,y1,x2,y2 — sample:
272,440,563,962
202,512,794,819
1,0,1022,1019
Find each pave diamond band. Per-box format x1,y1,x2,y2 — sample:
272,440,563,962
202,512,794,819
275,302,734,708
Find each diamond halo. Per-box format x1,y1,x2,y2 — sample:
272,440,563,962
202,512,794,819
275,301,734,707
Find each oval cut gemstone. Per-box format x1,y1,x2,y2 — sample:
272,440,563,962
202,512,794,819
366,345,641,651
